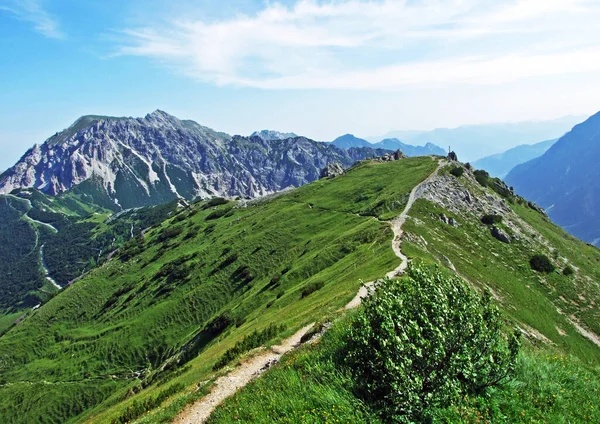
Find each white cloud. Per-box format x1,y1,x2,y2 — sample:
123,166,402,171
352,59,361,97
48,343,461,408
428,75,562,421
0,0,64,39
117,0,600,89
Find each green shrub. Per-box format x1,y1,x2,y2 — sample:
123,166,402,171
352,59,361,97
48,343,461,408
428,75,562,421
473,170,490,187
345,265,520,422
449,166,464,177
301,281,325,298
530,254,555,273
157,226,183,243
563,265,575,276
481,214,503,225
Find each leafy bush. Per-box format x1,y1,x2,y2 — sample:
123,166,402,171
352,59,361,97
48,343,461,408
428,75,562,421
473,169,490,187
530,254,555,273
301,281,325,298
449,166,464,177
345,265,520,422
481,214,503,225
563,265,575,276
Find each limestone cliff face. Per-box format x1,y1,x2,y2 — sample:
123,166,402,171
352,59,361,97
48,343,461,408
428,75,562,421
0,111,386,209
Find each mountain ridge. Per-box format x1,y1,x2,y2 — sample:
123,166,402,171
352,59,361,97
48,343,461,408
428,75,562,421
506,111,600,247
330,134,445,156
0,111,387,209
473,138,557,178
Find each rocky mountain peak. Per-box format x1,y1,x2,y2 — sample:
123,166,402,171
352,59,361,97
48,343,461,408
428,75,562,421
250,129,299,141
0,111,386,209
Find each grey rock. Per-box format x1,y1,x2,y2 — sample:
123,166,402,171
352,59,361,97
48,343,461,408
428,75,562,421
394,149,407,160
319,162,344,179
491,226,511,244
439,214,457,227
0,111,385,210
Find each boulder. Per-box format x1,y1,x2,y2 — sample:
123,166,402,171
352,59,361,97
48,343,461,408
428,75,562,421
491,226,511,244
319,162,344,179
439,214,457,227
394,150,407,160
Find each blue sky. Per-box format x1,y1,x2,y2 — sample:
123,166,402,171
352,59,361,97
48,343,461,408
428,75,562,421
1,0,600,169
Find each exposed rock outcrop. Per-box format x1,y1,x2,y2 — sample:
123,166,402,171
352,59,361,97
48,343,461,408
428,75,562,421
0,111,386,209
319,162,344,179
491,226,511,244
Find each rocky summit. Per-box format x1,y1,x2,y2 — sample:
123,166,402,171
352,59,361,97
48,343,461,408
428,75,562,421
0,111,387,210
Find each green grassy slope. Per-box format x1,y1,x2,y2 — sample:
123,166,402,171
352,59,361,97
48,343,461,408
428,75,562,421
0,187,181,330
0,157,436,424
206,164,600,423
401,179,600,363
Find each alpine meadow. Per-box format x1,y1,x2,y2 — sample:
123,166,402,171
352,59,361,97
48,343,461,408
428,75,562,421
1,1,600,423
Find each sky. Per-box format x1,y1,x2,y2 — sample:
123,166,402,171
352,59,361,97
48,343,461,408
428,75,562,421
1,0,600,169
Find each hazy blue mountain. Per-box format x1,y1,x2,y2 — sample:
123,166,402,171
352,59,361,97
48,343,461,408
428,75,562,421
331,134,372,149
331,134,445,156
506,112,600,247
376,138,446,156
369,116,585,162
473,138,557,178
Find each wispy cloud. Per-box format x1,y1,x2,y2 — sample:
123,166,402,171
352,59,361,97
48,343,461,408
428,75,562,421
0,0,64,39
117,0,600,89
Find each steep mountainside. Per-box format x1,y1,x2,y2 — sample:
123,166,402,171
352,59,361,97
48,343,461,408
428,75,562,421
0,156,599,424
506,112,600,247
0,111,384,209
0,188,181,323
331,134,445,156
473,138,556,178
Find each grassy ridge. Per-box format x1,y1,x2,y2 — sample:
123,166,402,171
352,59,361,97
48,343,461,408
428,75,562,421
206,165,600,423
0,157,436,423
402,198,600,364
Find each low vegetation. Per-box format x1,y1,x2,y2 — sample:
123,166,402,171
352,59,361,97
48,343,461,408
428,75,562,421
211,266,599,423
481,213,503,225
530,254,555,273
214,323,286,370
450,166,465,177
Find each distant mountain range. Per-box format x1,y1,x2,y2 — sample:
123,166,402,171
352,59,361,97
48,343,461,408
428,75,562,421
330,134,446,156
473,138,557,178
506,111,600,247
368,116,584,162
0,111,387,209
